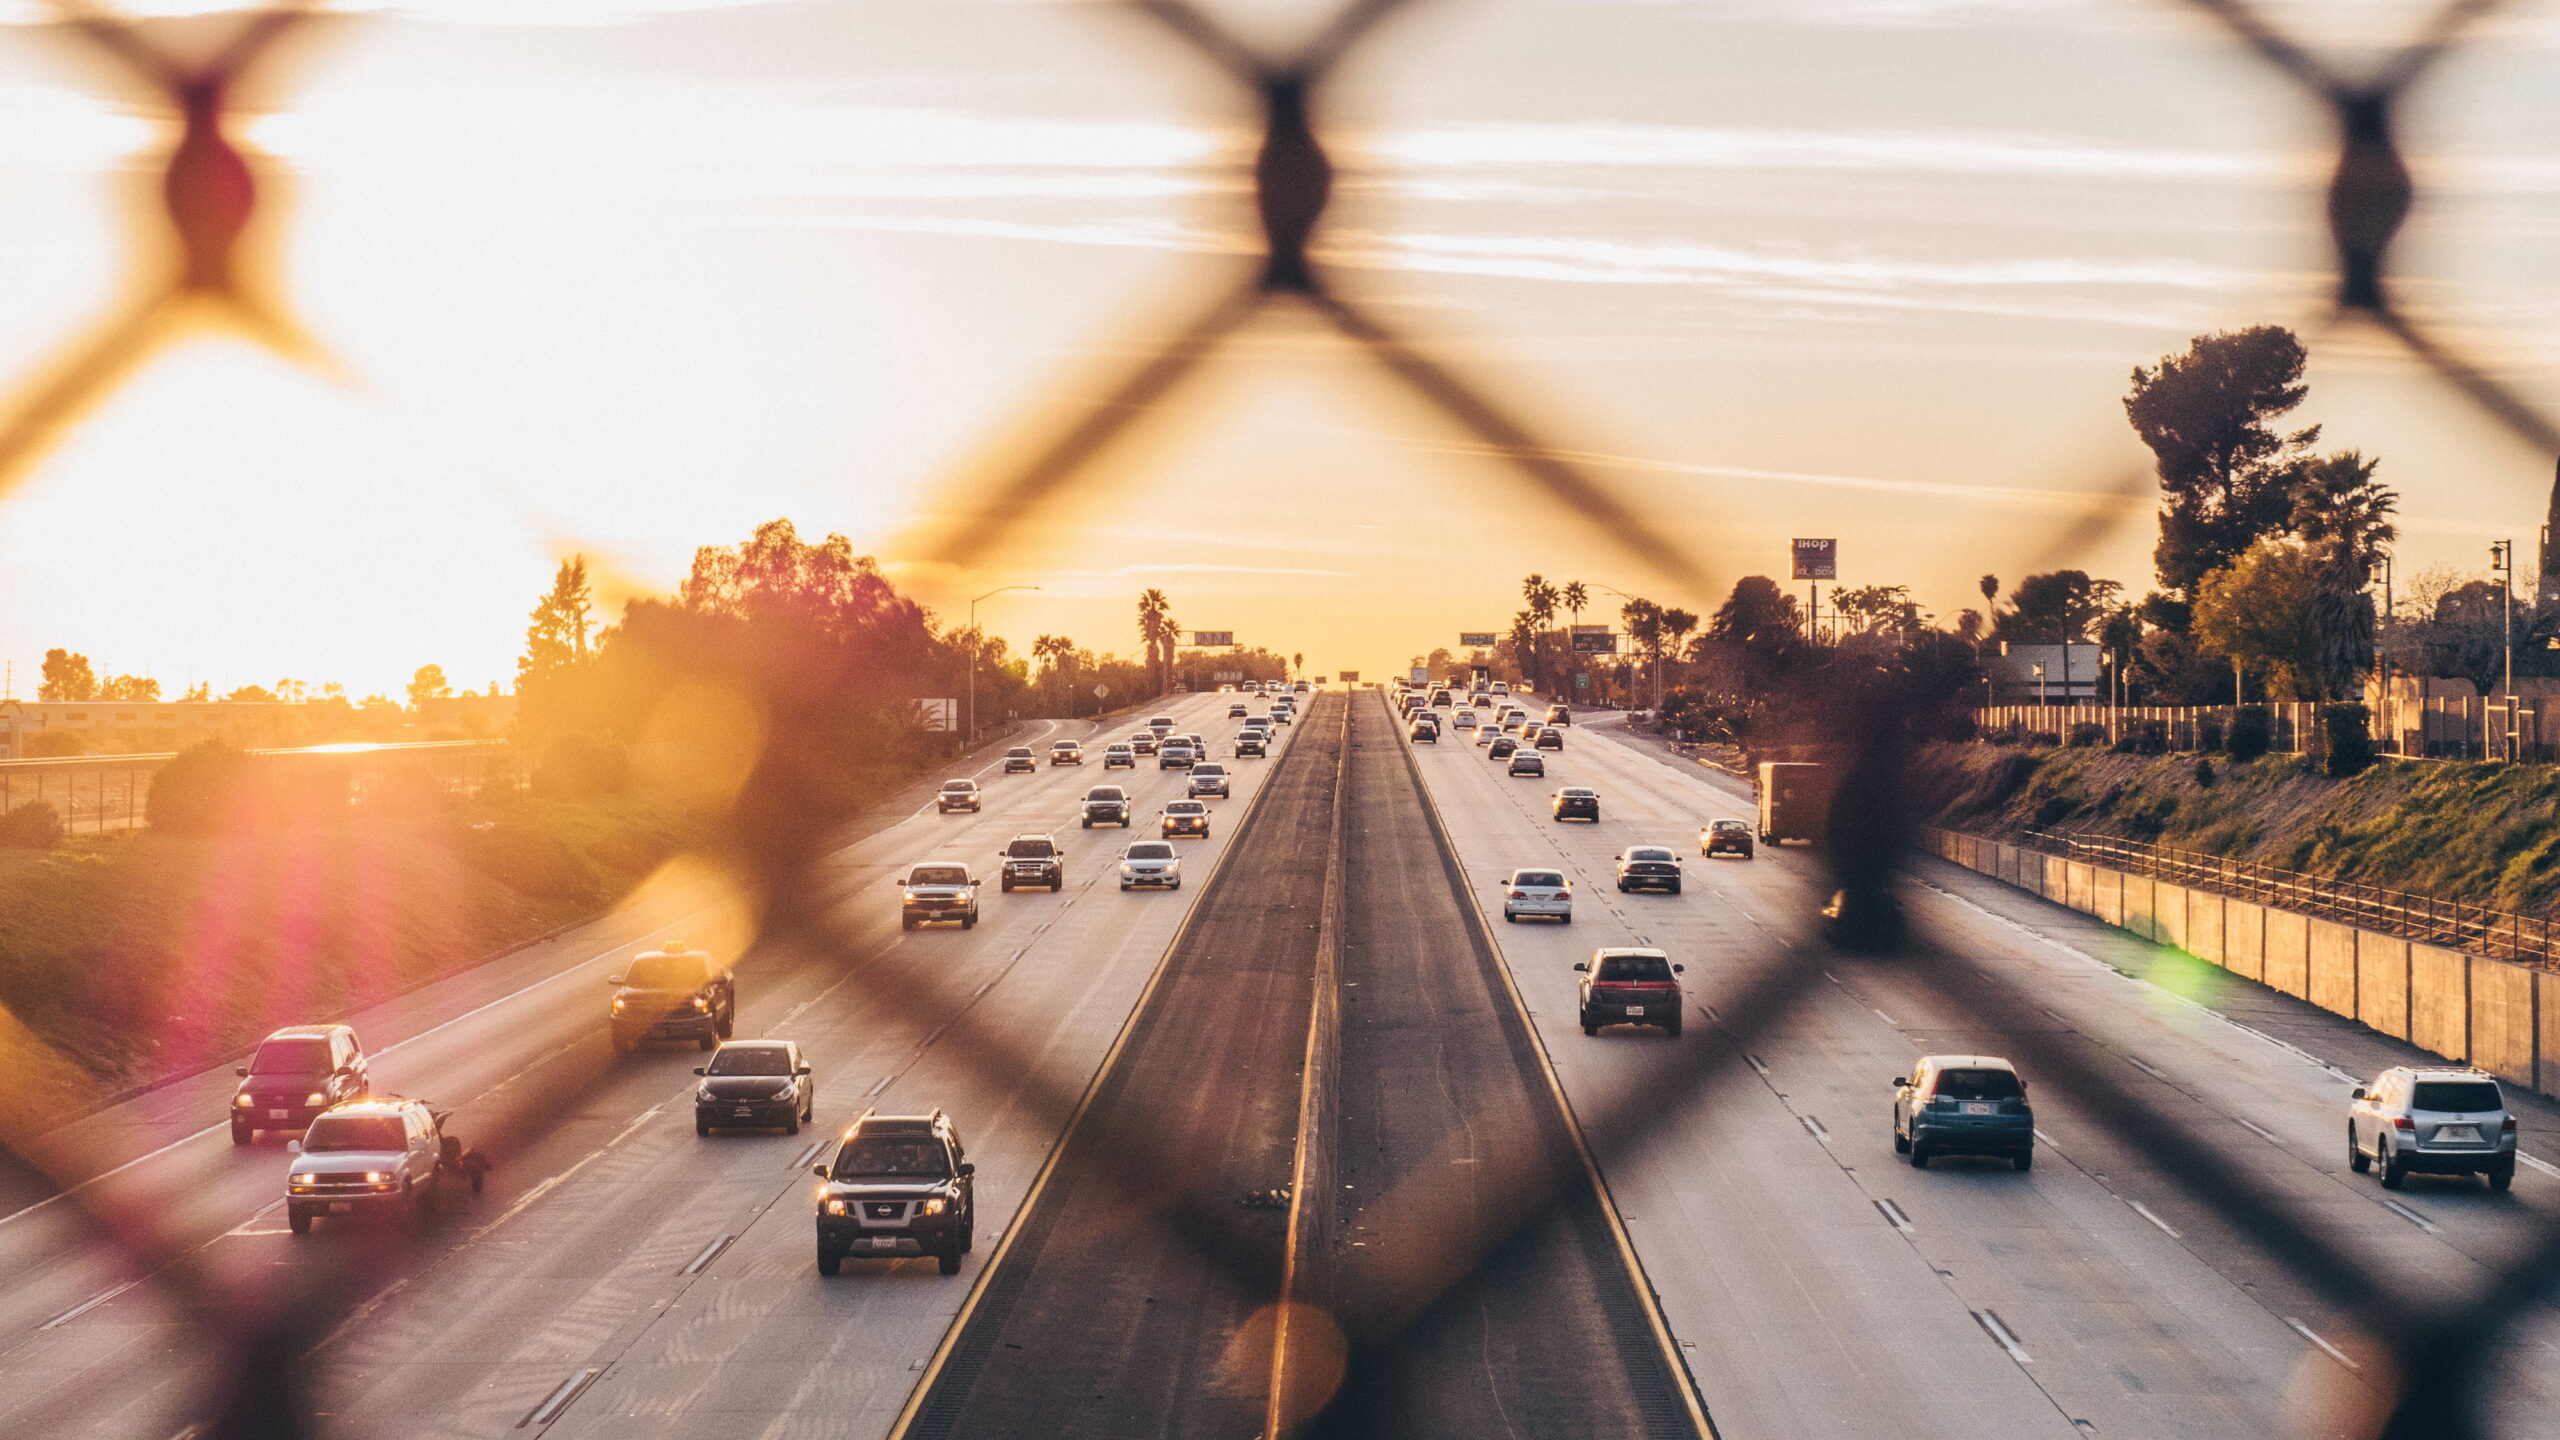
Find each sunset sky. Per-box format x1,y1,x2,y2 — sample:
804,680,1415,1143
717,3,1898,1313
0,0,2555,697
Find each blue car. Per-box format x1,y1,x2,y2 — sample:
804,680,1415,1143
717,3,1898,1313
1894,1055,2034,1171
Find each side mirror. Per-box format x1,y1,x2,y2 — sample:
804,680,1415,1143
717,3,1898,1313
606,975,624,986
1893,1077,1909,1089
796,1065,812,1076
286,1139,303,1154
959,1162,976,1177
2351,1086,2367,1100
970,878,983,887
1674,964,1686,974
234,1067,248,1078
1572,961,1589,972
692,1067,707,1076
811,1163,829,1178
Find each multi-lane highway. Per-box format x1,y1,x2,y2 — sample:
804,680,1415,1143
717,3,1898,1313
10,682,2560,1439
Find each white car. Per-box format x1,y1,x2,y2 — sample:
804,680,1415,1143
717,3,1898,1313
1120,841,1181,890
1451,709,1478,729
1501,868,1572,923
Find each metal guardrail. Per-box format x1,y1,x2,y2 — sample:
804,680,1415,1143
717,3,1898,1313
2024,826,2560,970
0,738,521,834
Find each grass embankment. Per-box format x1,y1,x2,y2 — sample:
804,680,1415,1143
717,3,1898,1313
1923,745,2560,916
0,792,701,1123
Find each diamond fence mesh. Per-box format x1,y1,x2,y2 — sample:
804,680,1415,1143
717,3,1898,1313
0,2,2556,1438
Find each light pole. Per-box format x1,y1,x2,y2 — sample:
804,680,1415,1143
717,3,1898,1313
966,585,1041,747
1583,582,1652,709
2493,541,2515,760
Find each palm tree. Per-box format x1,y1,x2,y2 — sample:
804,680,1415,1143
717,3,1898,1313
1136,589,1171,694
1033,634,1073,712
1523,574,1560,691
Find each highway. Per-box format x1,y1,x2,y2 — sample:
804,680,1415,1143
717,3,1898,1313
0,691,1287,1439
1403,700,2560,1439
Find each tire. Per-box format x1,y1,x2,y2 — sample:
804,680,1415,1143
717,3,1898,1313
1616,881,1628,892
699,1033,718,1052
1170,880,1181,890
1669,881,1682,896
1053,878,1064,892
717,1011,734,1040
2381,1145,2408,1189
787,1113,800,1136
962,913,977,930
289,1212,312,1235
1894,1122,1910,1154
1121,882,1131,891
1664,1016,1682,1037
2348,1125,2370,1173
1560,913,1572,925
1909,1140,1930,1169
817,1249,841,1277
938,1250,963,1276
901,917,916,932
1083,819,1092,829
231,1122,252,1146
1503,911,1516,923
2490,1163,2516,1192
2014,1147,2034,1172
1000,878,1013,893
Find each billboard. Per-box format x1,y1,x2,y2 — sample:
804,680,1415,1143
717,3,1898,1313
1338,671,1359,682
1458,631,1498,648
1569,631,1617,654
1791,538,1837,580
1191,630,1235,647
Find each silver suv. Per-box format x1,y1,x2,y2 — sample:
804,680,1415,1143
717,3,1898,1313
2350,1067,2517,1190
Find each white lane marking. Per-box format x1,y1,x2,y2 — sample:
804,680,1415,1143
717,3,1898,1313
519,1366,606,1428
1871,1007,1898,1026
680,1234,734,1276
2127,1199,2182,1239
1973,1308,2032,1364
2125,1055,2167,1081
1874,1198,1913,1233
1800,1115,1830,1143
2235,1117,2283,1145
2380,1198,2439,1234
790,1140,826,1170
2521,1153,2560,1179
2033,1128,2054,1146
1743,1055,1770,1078
477,1103,659,1237
866,1074,895,1098
2286,1317,2360,1371
39,1275,145,1330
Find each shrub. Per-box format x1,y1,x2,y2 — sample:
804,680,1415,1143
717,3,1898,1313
2136,719,2170,755
2319,702,2376,778
23,731,87,758
0,801,63,849
2069,721,2109,748
2197,715,2225,753
2228,706,2272,761
145,742,256,837
2193,758,2216,788
2028,731,2061,747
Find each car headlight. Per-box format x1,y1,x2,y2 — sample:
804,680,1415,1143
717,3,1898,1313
291,1172,318,1185
697,1085,715,1101
824,1198,851,1215
691,997,711,1012
235,1093,254,1107
611,998,630,1013
362,1171,391,1184
920,1198,948,1215
305,1092,328,1107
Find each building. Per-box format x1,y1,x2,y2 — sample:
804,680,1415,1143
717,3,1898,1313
0,699,303,759
1988,643,2101,704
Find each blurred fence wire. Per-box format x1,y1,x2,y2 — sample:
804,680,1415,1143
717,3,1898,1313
0,2,2557,1439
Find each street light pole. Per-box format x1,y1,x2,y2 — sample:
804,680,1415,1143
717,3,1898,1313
2494,541,2515,760
966,585,1042,747
1582,582,1654,709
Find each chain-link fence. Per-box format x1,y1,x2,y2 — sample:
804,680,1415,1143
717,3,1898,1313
1,1,2558,1438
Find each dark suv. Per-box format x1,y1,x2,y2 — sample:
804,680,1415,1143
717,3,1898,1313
1082,785,1132,828
814,1110,977,1276
999,834,1065,892
608,943,736,1052
232,1024,370,1144
694,1039,813,1135
1576,948,1685,1036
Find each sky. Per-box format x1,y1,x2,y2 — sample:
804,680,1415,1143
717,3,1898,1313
0,0,2556,696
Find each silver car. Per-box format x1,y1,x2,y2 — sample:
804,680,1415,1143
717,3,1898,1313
1119,840,1181,890
1188,763,1231,799
1501,867,1572,923
2350,1067,2517,1190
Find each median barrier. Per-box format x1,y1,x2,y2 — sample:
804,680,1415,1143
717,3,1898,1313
2125,873,2159,942
2357,933,2410,1039
2472,957,2536,1090
2262,908,2311,1000
2410,945,2469,1062
2223,899,2266,982
2308,919,2359,1017
2156,882,2191,953
2094,867,2125,927
2188,894,2225,966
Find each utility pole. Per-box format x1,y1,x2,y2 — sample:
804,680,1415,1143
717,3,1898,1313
966,585,1041,747
2493,540,2516,760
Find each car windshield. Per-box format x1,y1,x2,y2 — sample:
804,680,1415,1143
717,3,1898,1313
940,781,972,792
1007,748,1031,757
1006,839,1055,858
832,1137,952,1179
1711,821,1748,833
1514,872,1564,888
1932,1069,2023,1101
1194,766,1224,777
1595,954,1674,983
1169,802,1204,814
1089,788,1126,801
251,1037,332,1075
303,1115,404,1152
626,953,708,989
1128,843,1175,860
708,1047,791,1076
2413,1081,2502,1112
1628,848,1673,861
910,866,968,887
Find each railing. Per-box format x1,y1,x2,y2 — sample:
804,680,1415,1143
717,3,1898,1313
0,738,521,835
2022,826,2560,971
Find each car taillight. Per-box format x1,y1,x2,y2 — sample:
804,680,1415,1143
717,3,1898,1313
2503,1116,2519,1132
1507,890,1527,899
2392,1116,2415,1131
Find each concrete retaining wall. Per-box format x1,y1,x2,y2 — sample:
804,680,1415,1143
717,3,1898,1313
1929,830,2556,1101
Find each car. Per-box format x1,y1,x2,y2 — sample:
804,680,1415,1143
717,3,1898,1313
694,1039,813,1135
898,862,981,931
1159,742,1198,770
1409,718,1439,743
1103,743,1136,769
936,779,981,814
1002,747,1036,774
1049,741,1083,766
1082,785,1132,828
2350,1067,2517,1189
1488,735,1518,759
1501,868,1572,923
1508,751,1546,777
1451,710,1478,729
1576,948,1684,1036
1120,840,1181,889
1162,799,1211,837
1615,845,1682,893
232,1025,370,1144
998,834,1065,892
1269,707,1293,726
1189,764,1231,799
1895,1056,2034,1170
1229,703,1249,718
285,1097,455,1233
1702,819,1754,859
608,942,736,1052
1430,691,1452,707
1491,681,1511,695
1552,787,1600,822
1546,705,1573,726
1472,693,1493,708
1235,732,1268,758
814,1110,976,1276
1129,732,1158,756
1148,715,1176,736
1473,725,1498,746
1181,732,1210,757
1535,727,1564,751
1293,681,1311,693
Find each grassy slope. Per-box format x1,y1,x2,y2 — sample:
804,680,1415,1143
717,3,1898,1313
1923,744,2560,915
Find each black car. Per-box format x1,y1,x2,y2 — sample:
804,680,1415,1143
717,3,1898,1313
608,943,736,1053
1129,733,1158,756
1488,735,1518,759
1552,787,1600,822
694,1039,813,1135
1535,728,1565,751
816,1111,977,1276
231,1024,370,1144
1702,819,1755,859
935,780,980,813
1082,786,1132,828
1615,845,1683,894
999,834,1065,891
1001,747,1036,773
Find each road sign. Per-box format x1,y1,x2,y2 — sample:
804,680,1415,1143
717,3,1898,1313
1212,671,1243,682
1569,630,1616,654
1092,683,1110,699
1191,631,1235,647
1792,538,1837,580
1575,671,1591,689
1459,631,1497,648
914,698,957,732
1338,671,1359,682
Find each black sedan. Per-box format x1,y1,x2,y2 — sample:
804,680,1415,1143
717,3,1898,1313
1552,787,1601,822
1614,846,1684,894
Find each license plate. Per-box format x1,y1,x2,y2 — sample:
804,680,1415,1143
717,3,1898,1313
2439,1125,2481,1143
1965,1103,1992,1116
859,1237,900,1252
1625,1006,1646,1017
328,1202,354,1213
268,1110,291,1120
735,1107,755,1117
